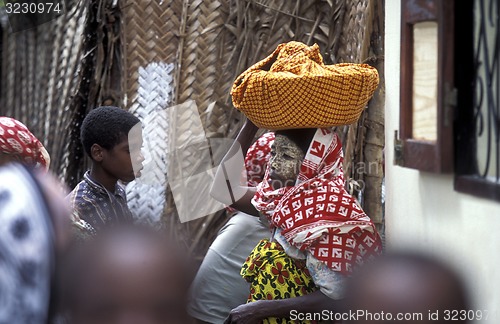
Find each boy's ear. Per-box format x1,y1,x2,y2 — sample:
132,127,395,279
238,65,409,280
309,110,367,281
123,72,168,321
90,144,104,162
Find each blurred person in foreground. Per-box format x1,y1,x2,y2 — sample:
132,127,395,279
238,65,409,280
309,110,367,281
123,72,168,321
59,224,192,324
0,116,50,171
188,132,274,323
343,251,471,324
67,106,144,238
0,163,71,323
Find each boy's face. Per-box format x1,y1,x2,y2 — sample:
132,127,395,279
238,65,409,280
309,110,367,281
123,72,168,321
71,238,189,324
100,135,144,183
268,134,305,189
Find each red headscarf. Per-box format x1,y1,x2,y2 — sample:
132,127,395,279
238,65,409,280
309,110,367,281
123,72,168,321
0,117,50,172
225,132,275,214
244,132,275,187
252,128,381,274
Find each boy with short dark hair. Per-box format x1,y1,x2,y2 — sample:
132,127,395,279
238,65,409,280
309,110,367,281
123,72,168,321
67,106,144,237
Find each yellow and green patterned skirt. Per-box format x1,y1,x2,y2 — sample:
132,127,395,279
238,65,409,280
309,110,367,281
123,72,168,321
241,239,318,324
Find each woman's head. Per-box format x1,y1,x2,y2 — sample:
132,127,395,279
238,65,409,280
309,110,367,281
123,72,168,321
269,128,316,189
0,117,50,172
62,225,192,324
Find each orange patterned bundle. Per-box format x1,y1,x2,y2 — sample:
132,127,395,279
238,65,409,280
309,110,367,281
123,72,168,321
231,41,379,130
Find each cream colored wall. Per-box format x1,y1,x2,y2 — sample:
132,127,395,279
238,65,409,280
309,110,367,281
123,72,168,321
385,0,500,321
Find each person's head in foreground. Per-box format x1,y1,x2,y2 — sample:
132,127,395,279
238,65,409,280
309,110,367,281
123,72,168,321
81,106,143,185
61,225,192,324
0,116,51,172
343,251,471,324
0,163,70,324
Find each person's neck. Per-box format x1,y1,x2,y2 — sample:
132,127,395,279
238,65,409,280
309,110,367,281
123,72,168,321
90,165,118,192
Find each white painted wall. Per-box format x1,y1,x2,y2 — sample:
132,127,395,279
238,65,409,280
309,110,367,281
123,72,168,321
385,1,500,321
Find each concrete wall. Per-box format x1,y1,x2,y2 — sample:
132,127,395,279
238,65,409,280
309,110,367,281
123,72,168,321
385,0,500,321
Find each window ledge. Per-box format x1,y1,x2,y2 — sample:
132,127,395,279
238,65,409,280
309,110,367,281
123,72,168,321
455,175,500,202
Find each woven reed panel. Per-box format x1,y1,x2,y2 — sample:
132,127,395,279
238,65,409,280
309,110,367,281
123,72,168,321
175,0,233,135
334,0,371,178
122,0,179,223
361,0,385,227
124,62,174,225
0,1,87,184
173,0,229,177
122,0,181,227
169,0,234,255
337,0,371,63
48,2,88,185
122,0,181,112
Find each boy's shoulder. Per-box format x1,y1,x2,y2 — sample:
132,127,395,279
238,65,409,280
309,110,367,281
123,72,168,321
66,177,90,205
66,177,82,196
66,173,107,211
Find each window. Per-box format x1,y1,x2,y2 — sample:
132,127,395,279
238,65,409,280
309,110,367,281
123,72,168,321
455,0,500,201
399,0,500,202
396,0,454,172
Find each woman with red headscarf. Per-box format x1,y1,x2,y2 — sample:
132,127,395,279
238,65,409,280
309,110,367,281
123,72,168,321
211,121,382,324
0,117,50,172
211,41,381,324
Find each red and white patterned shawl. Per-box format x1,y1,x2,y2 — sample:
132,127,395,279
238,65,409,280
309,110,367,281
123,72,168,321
252,128,381,274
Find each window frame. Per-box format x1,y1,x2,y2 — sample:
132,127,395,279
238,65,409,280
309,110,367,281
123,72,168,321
398,0,454,173
453,0,500,202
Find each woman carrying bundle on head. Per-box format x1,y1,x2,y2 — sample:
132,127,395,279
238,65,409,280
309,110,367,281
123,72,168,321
211,41,382,324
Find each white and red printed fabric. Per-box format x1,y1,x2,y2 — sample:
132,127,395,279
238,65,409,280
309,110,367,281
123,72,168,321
0,117,50,172
226,132,275,214
244,132,275,187
252,128,382,274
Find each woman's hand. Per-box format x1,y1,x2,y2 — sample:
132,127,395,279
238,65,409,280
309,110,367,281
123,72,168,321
224,301,265,324
225,291,340,323
210,117,260,215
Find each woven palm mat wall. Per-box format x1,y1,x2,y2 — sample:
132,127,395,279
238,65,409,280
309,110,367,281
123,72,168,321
123,0,385,259
0,0,125,189
0,0,87,184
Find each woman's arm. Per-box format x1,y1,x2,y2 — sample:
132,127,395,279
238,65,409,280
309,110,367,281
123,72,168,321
210,119,260,216
224,291,340,324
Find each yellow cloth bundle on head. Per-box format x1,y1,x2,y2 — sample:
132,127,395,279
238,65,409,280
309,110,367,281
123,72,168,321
231,41,380,130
